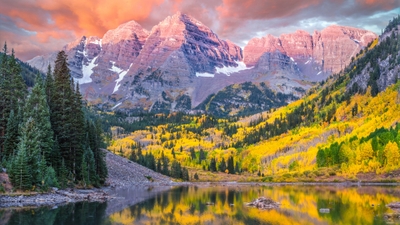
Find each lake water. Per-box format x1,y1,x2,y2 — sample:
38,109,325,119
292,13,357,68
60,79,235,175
1,184,400,225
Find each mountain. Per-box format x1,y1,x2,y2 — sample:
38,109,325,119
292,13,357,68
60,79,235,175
107,15,400,182
27,12,377,115
244,25,377,77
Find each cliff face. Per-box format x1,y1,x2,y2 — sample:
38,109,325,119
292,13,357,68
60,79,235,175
244,25,378,77
27,14,377,114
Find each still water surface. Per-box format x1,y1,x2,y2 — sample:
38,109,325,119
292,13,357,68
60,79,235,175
1,185,400,225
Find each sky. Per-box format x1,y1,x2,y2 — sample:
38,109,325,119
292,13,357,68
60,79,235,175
0,0,399,61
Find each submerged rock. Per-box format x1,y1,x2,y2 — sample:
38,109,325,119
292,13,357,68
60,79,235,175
387,202,400,211
319,208,330,213
245,197,280,209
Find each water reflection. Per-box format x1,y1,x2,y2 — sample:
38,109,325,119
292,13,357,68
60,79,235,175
0,201,107,225
1,185,400,225
106,185,400,225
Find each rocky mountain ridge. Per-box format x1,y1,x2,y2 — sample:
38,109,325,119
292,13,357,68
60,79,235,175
244,25,377,77
27,12,377,114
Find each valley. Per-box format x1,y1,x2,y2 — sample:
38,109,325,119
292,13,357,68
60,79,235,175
1,1,400,224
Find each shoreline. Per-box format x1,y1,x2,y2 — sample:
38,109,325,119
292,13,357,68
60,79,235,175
2,181,400,208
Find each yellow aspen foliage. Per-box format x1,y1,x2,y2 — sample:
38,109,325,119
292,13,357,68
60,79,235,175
356,141,373,164
384,141,400,168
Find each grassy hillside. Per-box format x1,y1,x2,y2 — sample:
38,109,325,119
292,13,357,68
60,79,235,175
106,16,400,182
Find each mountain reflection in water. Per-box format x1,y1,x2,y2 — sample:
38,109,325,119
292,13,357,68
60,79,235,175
2,185,400,225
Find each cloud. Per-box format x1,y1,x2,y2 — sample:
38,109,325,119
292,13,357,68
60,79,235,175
0,0,398,61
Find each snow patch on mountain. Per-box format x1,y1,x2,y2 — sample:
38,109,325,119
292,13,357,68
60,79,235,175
91,39,102,46
112,63,132,93
215,61,252,76
196,72,214,78
111,102,122,110
77,56,98,84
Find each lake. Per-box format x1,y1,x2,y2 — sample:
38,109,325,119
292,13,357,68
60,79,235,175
1,184,400,224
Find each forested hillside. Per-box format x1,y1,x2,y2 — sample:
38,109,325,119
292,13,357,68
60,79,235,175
0,45,107,191
106,16,400,181
0,50,43,87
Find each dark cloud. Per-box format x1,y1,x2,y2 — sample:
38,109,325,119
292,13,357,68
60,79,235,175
0,0,398,61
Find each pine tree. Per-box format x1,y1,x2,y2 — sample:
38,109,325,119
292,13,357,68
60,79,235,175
71,82,85,180
87,119,107,184
23,74,54,164
181,167,189,181
50,137,61,173
59,158,68,188
210,158,217,172
219,158,227,172
50,51,86,181
3,110,20,159
38,154,47,190
227,156,235,174
0,44,27,160
161,151,169,175
19,117,41,185
10,142,31,191
170,160,181,178
44,65,54,107
44,166,59,188
156,158,162,172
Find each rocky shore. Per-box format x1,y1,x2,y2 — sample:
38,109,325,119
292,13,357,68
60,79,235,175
0,188,111,208
0,149,175,208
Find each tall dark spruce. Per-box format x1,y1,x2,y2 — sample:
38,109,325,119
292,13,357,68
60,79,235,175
0,44,27,163
1,47,107,190
50,51,84,181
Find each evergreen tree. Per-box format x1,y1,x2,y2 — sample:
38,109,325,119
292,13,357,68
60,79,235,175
10,141,31,191
23,74,54,164
81,153,88,188
199,149,206,163
227,156,235,174
219,158,227,172
3,110,20,159
51,138,62,174
170,160,181,178
44,65,54,107
161,151,169,175
181,167,189,181
88,120,107,184
18,117,41,185
59,158,68,188
50,51,86,181
209,158,217,172
129,149,137,162
71,82,85,180
44,166,59,188
156,158,162,172
0,44,27,160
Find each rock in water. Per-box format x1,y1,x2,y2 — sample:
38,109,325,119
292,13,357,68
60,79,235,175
319,208,330,213
245,197,280,209
387,202,400,211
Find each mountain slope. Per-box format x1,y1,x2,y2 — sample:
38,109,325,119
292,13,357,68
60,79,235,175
27,13,377,115
106,16,400,181
244,25,377,79
0,52,43,87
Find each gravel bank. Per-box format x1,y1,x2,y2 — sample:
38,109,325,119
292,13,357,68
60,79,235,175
0,150,176,208
104,149,174,189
